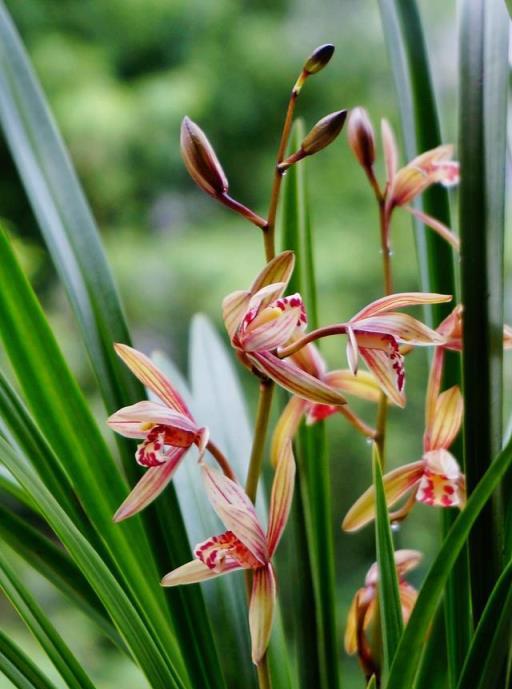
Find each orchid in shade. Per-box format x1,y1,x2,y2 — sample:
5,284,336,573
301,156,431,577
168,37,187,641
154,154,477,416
345,550,421,678
161,442,295,665
108,344,234,522
270,343,385,465
347,107,460,251
433,303,512,353
343,363,465,532
278,292,452,408
223,250,347,407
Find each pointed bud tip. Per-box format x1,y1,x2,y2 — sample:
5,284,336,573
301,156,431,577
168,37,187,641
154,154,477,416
303,44,335,74
301,109,347,155
348,107,376,172
180,116,228,198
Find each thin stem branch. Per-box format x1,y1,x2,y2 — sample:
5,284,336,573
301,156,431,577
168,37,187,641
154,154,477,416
206,440,236,481
256,657,273,689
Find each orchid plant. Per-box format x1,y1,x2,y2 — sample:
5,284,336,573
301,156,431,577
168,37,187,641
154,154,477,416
1,4,512,689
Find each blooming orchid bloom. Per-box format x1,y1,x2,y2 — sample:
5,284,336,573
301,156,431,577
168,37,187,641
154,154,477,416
347,108,460,250
270,343,385,465
161,442,295,665
223,250,347,407
108,344,233,522
279,292,452,408
345,550,421,677
343,377,465,532
434,304,512,353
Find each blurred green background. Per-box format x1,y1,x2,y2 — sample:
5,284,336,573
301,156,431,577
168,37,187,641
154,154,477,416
1,0,509,687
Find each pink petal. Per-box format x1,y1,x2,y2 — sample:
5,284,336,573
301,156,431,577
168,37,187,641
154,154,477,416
342,460,424,532
424,347,445,433
270,396,307,467
351,292,452,321
195,531,262,570
289,342,326,378
365,549,422,586
250,351,347,406
223,290,251,340
107,400,198,439
381,118,398,184
241,308,303,352
249,564,276,665
353,313,444,345
405,206,460,251
250,251,295,295
323,369,382,403
267,441,295,557
346,326,359,374
425,386,463,452
417,450,465,507
358,345,406,408
200,463,268,563
113,447,188,521
161,558,241,586
114,344,192,418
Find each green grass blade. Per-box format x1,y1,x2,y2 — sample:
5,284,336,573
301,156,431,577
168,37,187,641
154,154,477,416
384,434,512,689
456,557,512,689
377,0,472,678
0,547,97,689
279,120,339,689
373,445,403,669
0,503,121,647
413,607,448,689
0,631,60,689
459,0,508,617
0,438,187,689
0,228,187,681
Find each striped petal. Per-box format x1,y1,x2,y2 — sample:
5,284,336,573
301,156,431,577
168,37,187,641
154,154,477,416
223,290,251,340
344,591,361,655
267,441,295,557
114,344,192,417
251,351,346,406
417,449,465,507
365,549,422,586
358,346,405,408
405,206,460,251
161,558,241,586
289,342,326,378
249,564,276,665
250,251,295,295
424,347,445,432
241,308,302,352
323,369,382,403
270,396,306,467
425,386,463,452
381,118,398,184
351,292,452,321
399,582,418,623
201,463,268,563
346,326,359,374
353,313,444,345
107,400,198,439
113,446,188,521
342,460,424,532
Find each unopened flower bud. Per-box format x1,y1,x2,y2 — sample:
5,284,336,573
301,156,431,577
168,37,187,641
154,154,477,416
180,116,228,198
303,44,335,75
278,110,347,171
348,107,376,173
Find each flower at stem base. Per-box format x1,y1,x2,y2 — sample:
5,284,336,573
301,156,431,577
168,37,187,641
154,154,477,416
108,344,233,522
345,550,421,680
161,442,295,665
223,251,347,407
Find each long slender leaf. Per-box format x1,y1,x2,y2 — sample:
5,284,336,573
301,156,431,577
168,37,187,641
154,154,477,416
0,631,60,689
0,437,187,689
413,607,448,689
459,0,508,618
0,228,186,681
377,0,472,679
0,503,120,647
280,120,340,689
384,433,512,689
373,446,403,670
456,557,512,689
0,548,97,689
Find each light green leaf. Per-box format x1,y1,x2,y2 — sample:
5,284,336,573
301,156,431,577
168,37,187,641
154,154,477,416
0,631,60,689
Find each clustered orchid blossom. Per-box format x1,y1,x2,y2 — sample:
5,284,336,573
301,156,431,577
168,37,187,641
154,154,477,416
344,550,422,680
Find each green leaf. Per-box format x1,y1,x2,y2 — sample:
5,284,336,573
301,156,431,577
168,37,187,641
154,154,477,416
0,228,186,681
0,631,60,689
459,0,508,617
0,547,97,689
0,437,187,689
373,445,403,670
279,120,339,689
456,557,512,689
413,607,448,689
384,433,512,689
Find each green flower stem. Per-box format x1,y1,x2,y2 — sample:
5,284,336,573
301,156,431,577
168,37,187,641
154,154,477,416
245,380,274,503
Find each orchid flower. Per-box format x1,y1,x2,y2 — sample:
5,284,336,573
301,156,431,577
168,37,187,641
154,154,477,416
223,250,347,407
343,363,465,532
161,442,295,665
270,343,385,465
345,550,421,677
348,107,460,251
108,344,234,522
278,292,452,408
